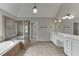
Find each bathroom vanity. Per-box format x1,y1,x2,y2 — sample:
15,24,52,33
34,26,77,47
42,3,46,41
50,32,79,56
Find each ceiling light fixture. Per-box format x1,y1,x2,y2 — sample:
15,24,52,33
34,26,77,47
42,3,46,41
33,3,38,14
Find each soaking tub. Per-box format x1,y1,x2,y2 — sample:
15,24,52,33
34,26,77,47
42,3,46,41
0,40,20,56
0,36,27,56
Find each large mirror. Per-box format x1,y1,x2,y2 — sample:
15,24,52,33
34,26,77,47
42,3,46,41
54,17,79,36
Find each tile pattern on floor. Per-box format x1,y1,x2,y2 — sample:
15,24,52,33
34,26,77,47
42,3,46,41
17,41,66,56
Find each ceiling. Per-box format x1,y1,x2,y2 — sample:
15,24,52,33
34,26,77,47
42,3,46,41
0,3,63,17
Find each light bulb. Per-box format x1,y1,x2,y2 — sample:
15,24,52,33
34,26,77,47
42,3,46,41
33,8,38,14
58,20,62,22
54,20,57,22
62,16,68,19
68,14,74,19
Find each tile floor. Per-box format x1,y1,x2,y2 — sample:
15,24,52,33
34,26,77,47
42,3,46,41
17,41,66,56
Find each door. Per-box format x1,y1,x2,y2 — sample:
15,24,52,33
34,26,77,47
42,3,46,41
31,21,38,40
74,23,78,35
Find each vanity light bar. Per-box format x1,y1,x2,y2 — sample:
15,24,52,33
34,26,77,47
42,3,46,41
68,14,74,19
62,14,74,20
54,19,62,23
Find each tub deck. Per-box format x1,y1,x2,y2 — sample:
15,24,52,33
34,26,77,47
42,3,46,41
0,36,25,56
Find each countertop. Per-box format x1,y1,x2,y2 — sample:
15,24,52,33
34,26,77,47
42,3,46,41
50,32,79,41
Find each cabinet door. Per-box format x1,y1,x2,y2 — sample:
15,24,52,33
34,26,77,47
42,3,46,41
50,34,53,41
64,38,72,56
50,34,54,42
50,33,57,45
52,34,55,43
72,39,79,56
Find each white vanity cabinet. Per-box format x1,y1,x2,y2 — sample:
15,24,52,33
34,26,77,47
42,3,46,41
50,33,63,47
50,33,57,45
71,39,79,56
63,37,79,56
64,38,72,56
50,32,79,56
62,35,79,56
